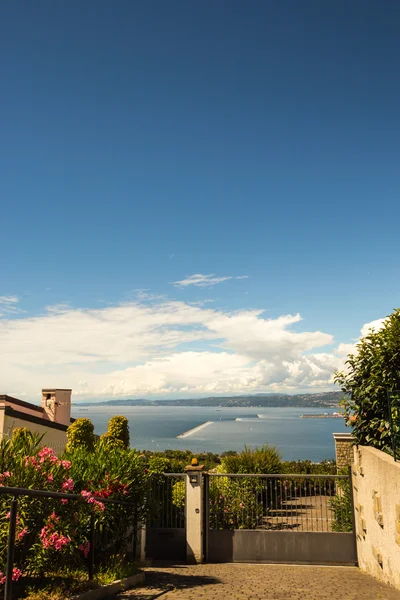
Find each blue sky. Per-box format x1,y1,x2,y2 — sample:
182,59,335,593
1,1,399,400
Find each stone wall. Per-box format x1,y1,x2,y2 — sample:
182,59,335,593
352,445,400,590
333,432,355,470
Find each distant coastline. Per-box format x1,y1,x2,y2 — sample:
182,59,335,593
77,391,343,409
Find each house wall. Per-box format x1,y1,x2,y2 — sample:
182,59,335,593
2,413,68,454
352,445,400,590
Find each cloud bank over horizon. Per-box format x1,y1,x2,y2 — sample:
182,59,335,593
0,296,383,401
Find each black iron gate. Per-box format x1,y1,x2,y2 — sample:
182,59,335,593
203,471,357,565
146,473,186,561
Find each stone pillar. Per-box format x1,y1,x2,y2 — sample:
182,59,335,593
184,464,204,564
333,432,355,471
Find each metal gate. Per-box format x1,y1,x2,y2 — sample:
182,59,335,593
146,473,186,561
204,471,357,565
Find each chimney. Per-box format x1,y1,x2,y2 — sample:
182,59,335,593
41,389,72,426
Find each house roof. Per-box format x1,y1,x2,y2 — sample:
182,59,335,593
0,405,71,432
0,394,43,413
0,394,74,427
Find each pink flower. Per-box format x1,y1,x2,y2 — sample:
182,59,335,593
0,568,22,585
18,527,28,540
12,568,22,581
25,456,41,470
40,524,70,550
38,447,57,464
0,471,12,483
6,512,21,525
61,498,68,505
95,501,105,512
47,474,53,482
78,542,91,558
61,460,71,470
62,478,74,492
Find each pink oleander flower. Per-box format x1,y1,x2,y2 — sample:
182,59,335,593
38,447,58,464
12,568,22,581
78,541,90,558
6,512,21,525
40,524,70,550
61,498,68,505
0,568,22,585
18,527,28,540
47,474,53,482
61,460,71,470
0,471,12,484
62,478,74,492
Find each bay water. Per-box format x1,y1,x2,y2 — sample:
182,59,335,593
72,405,348,461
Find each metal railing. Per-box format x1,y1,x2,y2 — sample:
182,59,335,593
387,391,400,461
147,474,186,529
205,472,353,533
0,486,137,600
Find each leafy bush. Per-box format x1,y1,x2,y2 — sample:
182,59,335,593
335,308,400,453
281,459,336,475
207,446,281,530
220,445,281,474
329,475,353,532
66,419,95,452
0,429,150,593
104,416,130,450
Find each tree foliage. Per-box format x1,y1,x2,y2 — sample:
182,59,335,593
220,445,281,474
335,308,400,453
104,416,130,450
0,431,151,587
66,418,95,452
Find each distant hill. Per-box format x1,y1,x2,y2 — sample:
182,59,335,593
78,391,343,408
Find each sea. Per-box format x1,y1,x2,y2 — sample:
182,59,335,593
71,405,348,462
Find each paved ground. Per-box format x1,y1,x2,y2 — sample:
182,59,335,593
117,563,400,600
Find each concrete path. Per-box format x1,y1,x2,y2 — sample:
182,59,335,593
117,563,400,600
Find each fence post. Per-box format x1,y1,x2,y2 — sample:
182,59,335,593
5,496,18,600
184,463,205,564
88,514,95,580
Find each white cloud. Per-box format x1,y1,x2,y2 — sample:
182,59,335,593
360,318,386,337
0,296,19,304
0,296,344,400
173,273,248,287
0,296,22,318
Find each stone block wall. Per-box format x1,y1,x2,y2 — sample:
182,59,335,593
352,445,400,590
333,432,355,470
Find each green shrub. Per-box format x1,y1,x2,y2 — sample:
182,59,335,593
0,432,151,588
335,308,400,454
106,416,130,450
66,418,95,452
220,445,281,474
99,432,125,451
329,476,353,532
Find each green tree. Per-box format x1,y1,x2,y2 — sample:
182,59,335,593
105,416,130,450
220,445,281,474
335,308,400,453
66,418,95,452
